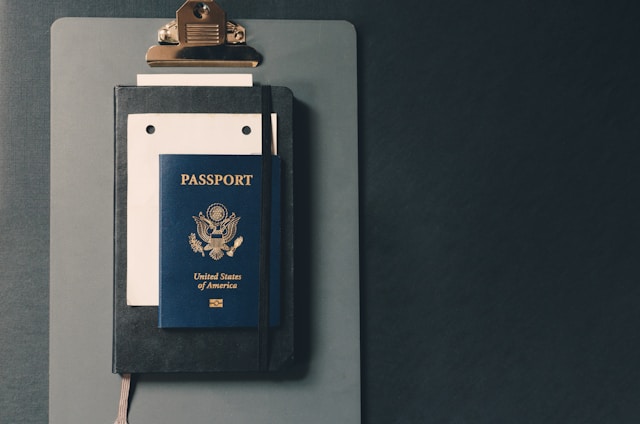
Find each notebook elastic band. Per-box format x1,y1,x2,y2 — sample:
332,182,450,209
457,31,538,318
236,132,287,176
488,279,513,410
258,85,273,371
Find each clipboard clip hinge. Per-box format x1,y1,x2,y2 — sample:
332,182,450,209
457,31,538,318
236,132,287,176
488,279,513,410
146,0,262,67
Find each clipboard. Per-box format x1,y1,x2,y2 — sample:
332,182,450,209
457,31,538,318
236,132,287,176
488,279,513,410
50,17,359,424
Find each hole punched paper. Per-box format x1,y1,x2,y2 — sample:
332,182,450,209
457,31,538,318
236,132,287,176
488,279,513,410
127,109,277,306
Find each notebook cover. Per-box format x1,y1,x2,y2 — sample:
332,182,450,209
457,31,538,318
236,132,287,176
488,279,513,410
159,154,281,328
113,86,294,372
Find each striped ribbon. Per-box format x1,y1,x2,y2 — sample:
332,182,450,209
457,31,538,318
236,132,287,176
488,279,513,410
114,373,132,424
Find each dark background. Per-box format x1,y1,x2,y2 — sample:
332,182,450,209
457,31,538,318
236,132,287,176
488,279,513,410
2,1,640,423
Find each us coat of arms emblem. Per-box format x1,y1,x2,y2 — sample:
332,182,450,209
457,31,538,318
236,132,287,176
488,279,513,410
189,203,243,260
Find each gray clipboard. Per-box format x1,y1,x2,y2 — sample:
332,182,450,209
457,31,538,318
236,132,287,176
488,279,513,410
50,18,359,423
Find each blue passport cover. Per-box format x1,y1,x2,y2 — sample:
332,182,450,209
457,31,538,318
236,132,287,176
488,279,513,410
159,154,281,328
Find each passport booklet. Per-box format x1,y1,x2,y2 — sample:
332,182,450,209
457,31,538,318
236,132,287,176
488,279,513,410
159,154,281,328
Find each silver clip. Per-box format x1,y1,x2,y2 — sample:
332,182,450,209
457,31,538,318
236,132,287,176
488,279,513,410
146,0,262,67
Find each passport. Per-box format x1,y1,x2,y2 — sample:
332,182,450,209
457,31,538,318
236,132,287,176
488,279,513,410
159,154,281,328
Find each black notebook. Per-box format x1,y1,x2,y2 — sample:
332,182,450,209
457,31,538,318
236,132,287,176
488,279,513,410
113,86,294,373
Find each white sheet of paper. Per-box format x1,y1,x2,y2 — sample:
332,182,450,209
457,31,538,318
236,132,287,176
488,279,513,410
137,73,253,87
127,113,277,305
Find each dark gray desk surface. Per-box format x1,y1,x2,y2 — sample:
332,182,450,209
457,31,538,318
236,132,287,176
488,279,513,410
2,1,640,423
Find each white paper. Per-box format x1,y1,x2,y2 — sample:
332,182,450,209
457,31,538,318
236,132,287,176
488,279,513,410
137,74,253,87
127,113,277,305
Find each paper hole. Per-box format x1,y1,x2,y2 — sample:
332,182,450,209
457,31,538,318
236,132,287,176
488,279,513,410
242,126,252,135
146,125,155,135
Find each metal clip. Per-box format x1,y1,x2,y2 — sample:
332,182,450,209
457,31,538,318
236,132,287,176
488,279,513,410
146,0,262,67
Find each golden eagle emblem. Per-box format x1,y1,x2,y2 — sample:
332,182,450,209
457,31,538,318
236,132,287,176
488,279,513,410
189,203,243,260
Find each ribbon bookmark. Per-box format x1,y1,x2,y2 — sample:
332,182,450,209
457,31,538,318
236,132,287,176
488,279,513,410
114,373,132,424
